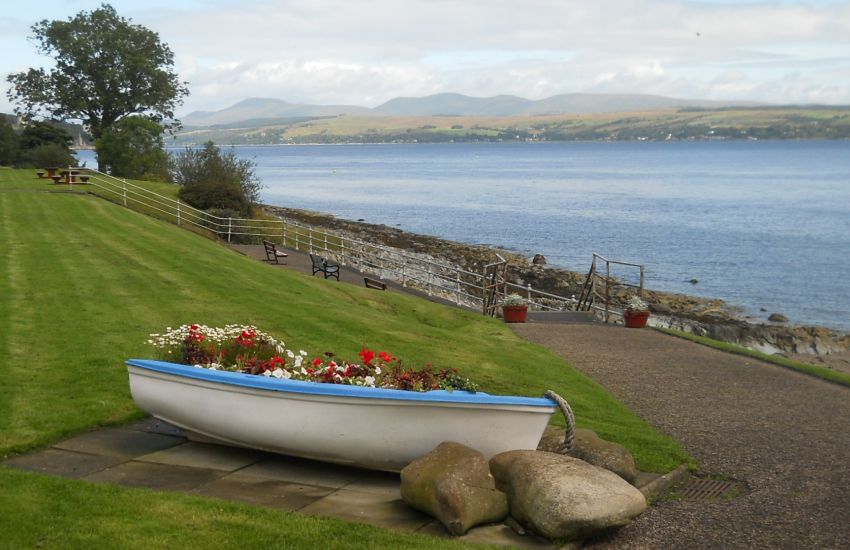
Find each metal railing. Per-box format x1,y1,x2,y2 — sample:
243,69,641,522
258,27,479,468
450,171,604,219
76,167,582,314
576,253,645,322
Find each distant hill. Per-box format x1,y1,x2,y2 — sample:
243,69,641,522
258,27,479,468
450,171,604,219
373,93,531,116
183,93,767,127
182,98,371,127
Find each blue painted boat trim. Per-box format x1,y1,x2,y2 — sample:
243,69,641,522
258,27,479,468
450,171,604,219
126,359,557,408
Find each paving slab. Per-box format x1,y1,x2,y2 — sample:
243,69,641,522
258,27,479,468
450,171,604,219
299,488,432,532
417,521,558,549
237,455,364,488
3,448,126,479
193,472,335,511
125,417,185,437
83,460,224,491
53,428,184,459
136,442,265,472
340,469,402,496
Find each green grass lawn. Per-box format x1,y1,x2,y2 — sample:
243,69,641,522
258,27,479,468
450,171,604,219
0,167,691,547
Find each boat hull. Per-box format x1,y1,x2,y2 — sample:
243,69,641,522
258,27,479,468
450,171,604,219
126,359,556,472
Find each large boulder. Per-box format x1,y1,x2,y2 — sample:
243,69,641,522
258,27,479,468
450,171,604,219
537,427,638,483
400,442,509,535
490,450,647,541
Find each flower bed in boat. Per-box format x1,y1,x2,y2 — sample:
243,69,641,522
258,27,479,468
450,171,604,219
147,324,478,392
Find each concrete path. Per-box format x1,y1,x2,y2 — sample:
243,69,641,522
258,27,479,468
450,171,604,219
512,323,850,549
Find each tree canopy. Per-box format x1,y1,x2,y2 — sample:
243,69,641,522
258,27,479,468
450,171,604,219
6,3,188,169
96,116,169,180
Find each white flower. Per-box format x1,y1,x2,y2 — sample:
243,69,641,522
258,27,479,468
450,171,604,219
193,364,204,369
375,367,381,375
271,368,285,378
261,370,272,377
286,350,295,359
210,363,222,369
364,376,376,387
299,350,308,356
301,367,308,375
275,344,285,354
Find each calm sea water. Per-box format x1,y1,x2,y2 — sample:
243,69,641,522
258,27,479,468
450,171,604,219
77,141,850,330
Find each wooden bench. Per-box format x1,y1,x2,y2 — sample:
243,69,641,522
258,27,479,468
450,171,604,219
309,254,340,280
262,240,288,264
364,277,387,291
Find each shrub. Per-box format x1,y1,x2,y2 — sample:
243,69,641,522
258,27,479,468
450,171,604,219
170,141,261,216
18,143,76,168
96,116,169,180
178,180,250,217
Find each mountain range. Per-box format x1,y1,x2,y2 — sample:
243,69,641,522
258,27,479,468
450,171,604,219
182,93,764,127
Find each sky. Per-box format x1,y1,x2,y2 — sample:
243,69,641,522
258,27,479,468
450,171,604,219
1,0,849,117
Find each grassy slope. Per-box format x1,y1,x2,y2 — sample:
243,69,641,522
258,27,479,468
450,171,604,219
0,168,690,547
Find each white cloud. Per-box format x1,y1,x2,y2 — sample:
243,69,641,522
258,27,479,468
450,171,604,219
2,0,849,115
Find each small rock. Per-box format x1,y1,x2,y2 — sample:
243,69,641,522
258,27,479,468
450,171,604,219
689,279,699,284
490,450,647,541
537,427,637,483
650,302,673,315
768,313,789,323
401,442,508,535
532,254,547,265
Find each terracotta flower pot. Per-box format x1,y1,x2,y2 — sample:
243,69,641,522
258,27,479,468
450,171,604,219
502,305,529,323
623,309,650,328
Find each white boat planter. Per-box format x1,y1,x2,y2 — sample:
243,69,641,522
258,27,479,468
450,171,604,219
126,359,562,472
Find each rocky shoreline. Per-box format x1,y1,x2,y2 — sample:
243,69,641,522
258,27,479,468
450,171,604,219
263,205,850,374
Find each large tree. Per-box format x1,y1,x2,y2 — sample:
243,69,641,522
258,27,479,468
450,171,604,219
6,3,188,170
96,116,169,181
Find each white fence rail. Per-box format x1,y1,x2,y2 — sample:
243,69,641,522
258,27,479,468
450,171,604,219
78,167,586,314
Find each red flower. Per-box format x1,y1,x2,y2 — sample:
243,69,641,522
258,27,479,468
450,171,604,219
359,347,375,365
312,357,323,368
378,351,392,363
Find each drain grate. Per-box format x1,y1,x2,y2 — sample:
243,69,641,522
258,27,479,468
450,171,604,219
677,478,742,500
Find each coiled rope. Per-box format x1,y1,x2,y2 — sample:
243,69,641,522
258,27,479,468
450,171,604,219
544,390,576,454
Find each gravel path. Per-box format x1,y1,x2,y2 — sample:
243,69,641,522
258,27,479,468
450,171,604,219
512,323,850,549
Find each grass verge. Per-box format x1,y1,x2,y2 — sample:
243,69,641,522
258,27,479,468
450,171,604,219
655,327,850,388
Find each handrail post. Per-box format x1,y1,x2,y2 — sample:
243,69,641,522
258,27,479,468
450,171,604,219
639,265,645,296
282,223,287,248
309,228,314,253
177,200,181,226
456,271,461,305
340,239,346,266
401,257,407,287
227,218,232,243
527,284,533,309
427,264,433,297
123,180,127,207
605,260,611,323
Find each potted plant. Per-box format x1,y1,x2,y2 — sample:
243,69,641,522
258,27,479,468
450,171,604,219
501,294,529,323
623,296,650,328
